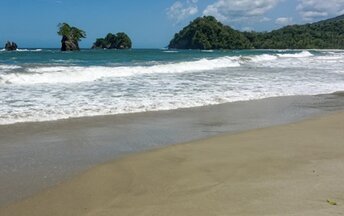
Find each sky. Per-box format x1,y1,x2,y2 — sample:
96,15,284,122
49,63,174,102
1,0,344,48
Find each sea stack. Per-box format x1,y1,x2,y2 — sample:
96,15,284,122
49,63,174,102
61,35,79,51
4,41,18,51
57,23,86,51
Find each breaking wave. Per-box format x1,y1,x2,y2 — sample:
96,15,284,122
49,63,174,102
0,49,43,52
277,51,313,58
0,50,344,125
0,57,241,84
0,50,339,86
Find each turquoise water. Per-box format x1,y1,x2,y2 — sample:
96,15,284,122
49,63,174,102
0,48,327,66
0,49,344,124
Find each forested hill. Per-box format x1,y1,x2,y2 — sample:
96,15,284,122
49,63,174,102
168,15,344,50
317,14,344,23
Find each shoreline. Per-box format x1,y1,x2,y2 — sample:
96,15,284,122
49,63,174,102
1,108,344,215
1,92,343,127
0,93,344,208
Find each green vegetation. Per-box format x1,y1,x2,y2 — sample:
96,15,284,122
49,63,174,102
57,23,86,42
169,15,344,50
245,19,344,49
92,32,132,49
169,16,250,50
327,199,337,206
57,23,86,51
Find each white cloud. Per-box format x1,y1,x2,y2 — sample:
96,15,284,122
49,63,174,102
203,0,280,23
297,0,344,21
275,17,293,25
167,0,199,23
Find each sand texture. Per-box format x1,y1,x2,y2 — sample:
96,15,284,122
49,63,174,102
1,112,344,216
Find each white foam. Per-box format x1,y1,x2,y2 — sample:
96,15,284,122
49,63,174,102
250,54,278,62
16,49,43,52
163,50,179,53
277,51,313,58
1,50,344,125
0,64,22,70
0,49,43,52
0,57,241,85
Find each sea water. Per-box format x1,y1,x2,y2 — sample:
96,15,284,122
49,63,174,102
0,49,343,124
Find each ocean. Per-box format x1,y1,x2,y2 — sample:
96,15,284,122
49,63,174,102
0,49,344,125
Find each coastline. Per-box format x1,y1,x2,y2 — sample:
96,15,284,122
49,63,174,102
2,4,344,215
1,102,344,215
0,93,344,209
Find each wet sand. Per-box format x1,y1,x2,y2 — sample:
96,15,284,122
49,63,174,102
0,93,344,210
1,105,344,215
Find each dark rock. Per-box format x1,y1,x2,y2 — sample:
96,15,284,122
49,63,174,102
4,41,18,51
61,36,80,51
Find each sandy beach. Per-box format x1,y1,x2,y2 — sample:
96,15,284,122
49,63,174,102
1,94,344,207
2,2,344,215
1,106,344,215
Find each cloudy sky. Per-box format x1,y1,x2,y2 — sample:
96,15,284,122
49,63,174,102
1,0,343,48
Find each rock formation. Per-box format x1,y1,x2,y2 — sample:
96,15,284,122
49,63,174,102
61,35,80,51
57,23,86,51
4,41,18,51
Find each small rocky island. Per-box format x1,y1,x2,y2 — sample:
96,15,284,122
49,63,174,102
4,41,18,51
57,23,86,51
92,32,132,49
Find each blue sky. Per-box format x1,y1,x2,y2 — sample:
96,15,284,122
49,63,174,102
0,0,343,48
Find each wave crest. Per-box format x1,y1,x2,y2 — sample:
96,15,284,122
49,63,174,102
0,57,240,85
277,51,313,58
0,51,323,85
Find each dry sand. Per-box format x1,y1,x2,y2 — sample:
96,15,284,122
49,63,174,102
1,111,344,216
